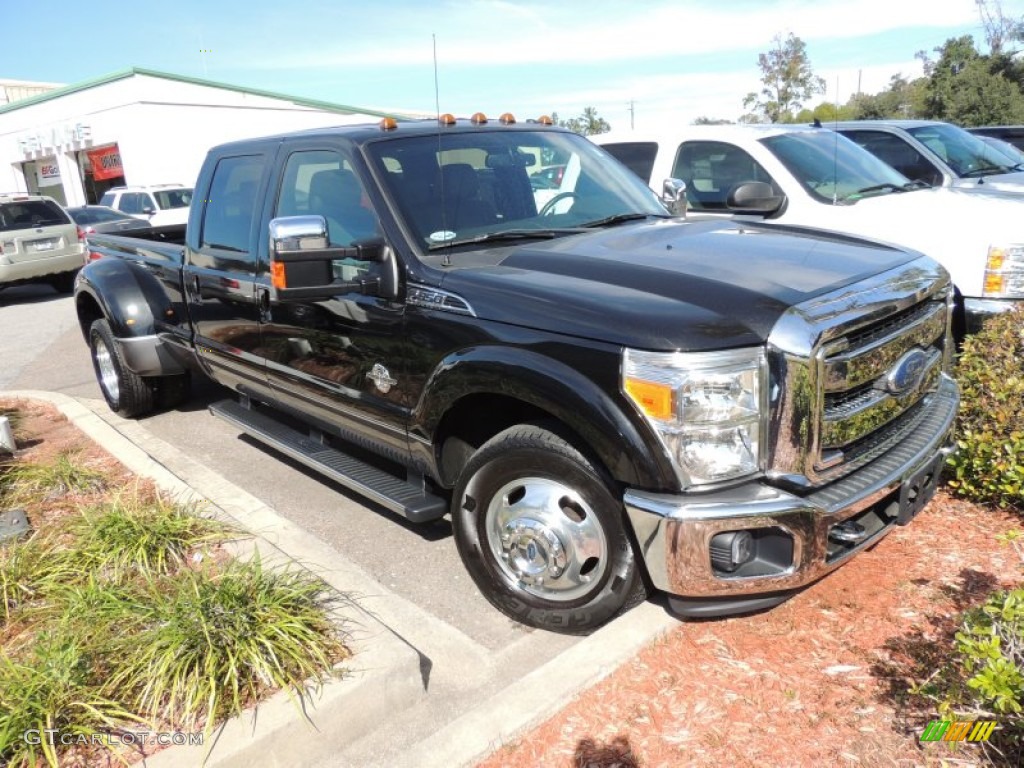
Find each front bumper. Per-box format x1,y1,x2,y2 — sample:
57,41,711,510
964,297,1023,335
624,375,958,616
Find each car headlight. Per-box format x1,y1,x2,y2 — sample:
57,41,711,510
984,245,1024,298
622,347,765,487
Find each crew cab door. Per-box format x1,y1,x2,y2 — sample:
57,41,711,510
184,151,276,398
260,144,410,459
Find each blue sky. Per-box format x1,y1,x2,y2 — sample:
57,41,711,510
2,0,1018,129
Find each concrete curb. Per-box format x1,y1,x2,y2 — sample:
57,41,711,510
386,602,680,768
3,391,429,766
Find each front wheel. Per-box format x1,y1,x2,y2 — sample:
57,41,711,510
89,319,155,418
452,425,646,633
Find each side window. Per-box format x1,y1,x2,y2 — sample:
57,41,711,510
119,193,141,214
99,191,115,207
276,149,380,279
842,130,942,186
200,155,263,254
602,142,659,183
672,141,772,211
142,194,157,212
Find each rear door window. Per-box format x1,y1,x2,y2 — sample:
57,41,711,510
601,142,659,183
199,155,264,256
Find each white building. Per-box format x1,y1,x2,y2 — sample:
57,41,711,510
0,68,422,206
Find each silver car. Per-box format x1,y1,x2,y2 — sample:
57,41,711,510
0,194,86,294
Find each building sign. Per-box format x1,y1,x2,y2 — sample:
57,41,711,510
36,160,62,187
88,146,123,180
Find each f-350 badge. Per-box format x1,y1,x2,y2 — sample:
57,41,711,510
367,363,397,394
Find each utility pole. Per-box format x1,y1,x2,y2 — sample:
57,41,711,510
627,100,635,130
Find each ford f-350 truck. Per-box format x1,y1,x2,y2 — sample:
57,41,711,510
74,115,959,633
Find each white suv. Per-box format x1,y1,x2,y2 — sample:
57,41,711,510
100,184,193,228
0,194,85,294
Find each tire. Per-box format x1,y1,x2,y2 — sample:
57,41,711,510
152,372,191,410
452,424,646,634
88,319,155,418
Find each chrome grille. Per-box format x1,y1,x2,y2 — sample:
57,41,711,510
767,258,952,489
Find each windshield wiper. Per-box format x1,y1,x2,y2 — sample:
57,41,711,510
580,212,670,228
426,228,585,250
961,165,1009,178
844,182,906,200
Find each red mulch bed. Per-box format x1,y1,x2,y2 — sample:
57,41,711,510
477,493,1022,768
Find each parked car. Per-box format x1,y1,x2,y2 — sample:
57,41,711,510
0,193,85,293
974,134,1024,168
597,124,1024,337
66,205,153,235
830,120,1024,193
99,184,193,228
529,164,567,189
74,117,957,633
966,125,1024,152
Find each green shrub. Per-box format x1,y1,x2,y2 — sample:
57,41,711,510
946,307,1024,511
955,588,1024,715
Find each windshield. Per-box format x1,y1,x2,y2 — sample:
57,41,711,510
70,207,129,224
906,123,1016,177
365,129,667,252
976,135,1024,166
153,188,193,209
761,131,914,203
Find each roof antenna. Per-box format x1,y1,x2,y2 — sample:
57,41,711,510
433,33,450,266
832,75,840,205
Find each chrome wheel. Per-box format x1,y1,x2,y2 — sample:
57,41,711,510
93,337,120,403
484,477,609,602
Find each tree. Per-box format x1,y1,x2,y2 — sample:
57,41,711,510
693,116,733,125
743,33,826,123
976,0,1024,55
557,107,611,136
847,75,928,119
920,35,1024,125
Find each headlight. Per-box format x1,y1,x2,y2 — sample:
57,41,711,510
984,245,1024,298
622,347,765,487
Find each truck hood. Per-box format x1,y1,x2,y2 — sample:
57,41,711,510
950,169,1024,193
438,218,923,351
801,186,1024,297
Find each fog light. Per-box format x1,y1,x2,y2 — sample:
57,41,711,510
710,530,755,573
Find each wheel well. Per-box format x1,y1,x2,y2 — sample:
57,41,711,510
434,394,609,490
75,293,104,342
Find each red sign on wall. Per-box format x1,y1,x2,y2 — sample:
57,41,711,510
88,146,123,181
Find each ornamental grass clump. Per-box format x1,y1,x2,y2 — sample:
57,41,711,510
65,490,234,581
108,556,347,732
3,450,108,503
946,308,1024,512
0,633,144,768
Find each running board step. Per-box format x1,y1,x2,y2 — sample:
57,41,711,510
209,399,447,523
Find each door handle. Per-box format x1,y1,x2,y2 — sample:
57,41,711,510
190,274,202,304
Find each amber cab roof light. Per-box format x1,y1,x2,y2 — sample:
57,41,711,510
438,113,456,126
379,117,398,131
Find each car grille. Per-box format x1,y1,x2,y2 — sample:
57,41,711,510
767,258,952,489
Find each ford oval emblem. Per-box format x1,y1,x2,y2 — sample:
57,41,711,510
884,349,928,397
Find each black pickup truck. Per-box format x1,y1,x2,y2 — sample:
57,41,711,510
74,115,959,633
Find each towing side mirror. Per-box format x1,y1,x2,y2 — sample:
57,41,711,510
268,215,395,301
727,182,785,215
661,178,687,217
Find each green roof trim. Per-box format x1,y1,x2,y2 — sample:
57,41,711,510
0,67,415,119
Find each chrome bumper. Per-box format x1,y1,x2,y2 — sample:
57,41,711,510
964,297,1023,335
624,375,958,603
